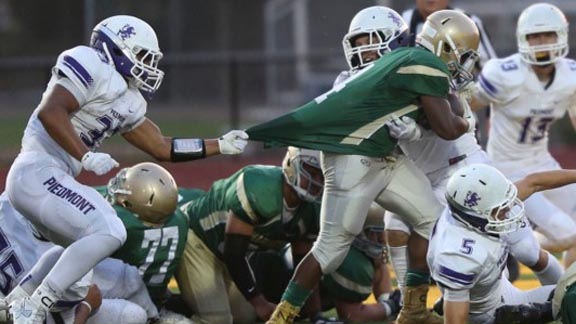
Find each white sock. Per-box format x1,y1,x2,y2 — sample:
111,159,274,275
388,245,408,291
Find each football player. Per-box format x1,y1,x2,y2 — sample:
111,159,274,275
175,147,324,324
385,6,563,296
2,163,194,324
4,14,249,324
470,3,576,267
428,164,576,324
248,7,478,324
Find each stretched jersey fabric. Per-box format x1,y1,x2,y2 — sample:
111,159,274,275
246,47,450,157
427,209,508,314
95,187,189,302
20,46,147,176
321,246,374,303
180,165,320,259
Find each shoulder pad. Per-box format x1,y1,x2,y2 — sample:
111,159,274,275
478,55,525,102
55,46,110,91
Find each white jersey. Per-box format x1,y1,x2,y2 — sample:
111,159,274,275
400,128,482,174
477,53,576,163
20,45,147,176
427,209,508,314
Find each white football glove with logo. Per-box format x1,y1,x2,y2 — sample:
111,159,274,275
386,116,422,142
81,152,119,175
218,130,249,154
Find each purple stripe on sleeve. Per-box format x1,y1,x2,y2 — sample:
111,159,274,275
438,265,475,285
62,62,88,89
63,55,93,87
478,74,497,97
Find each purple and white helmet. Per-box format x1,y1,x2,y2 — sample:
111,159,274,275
90,15,164,93
445,164,525,234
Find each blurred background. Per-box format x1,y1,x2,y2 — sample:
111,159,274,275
1,0,575,178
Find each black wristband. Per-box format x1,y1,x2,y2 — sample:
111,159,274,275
170,138,206,162
223,233,260,300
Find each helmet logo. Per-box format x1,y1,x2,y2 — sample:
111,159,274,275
117,24,136,40
388,12,401,27
464,191,481,208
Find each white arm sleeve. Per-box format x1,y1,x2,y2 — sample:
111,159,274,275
443,287,471,302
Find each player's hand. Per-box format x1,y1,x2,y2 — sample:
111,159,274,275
218,130,249,154
81,152,119,175
386,116,422,142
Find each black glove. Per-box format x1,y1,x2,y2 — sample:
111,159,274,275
493,302,553,324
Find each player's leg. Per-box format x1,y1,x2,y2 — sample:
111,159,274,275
375,157,443,324
268,154,393,324
6,156,126,322
176,229,233,324
384,212,410,300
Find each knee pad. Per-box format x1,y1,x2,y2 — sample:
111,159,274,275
311,230,356,274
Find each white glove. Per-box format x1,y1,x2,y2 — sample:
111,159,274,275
81,152,119,176
218,130,249,154
386,116,422,142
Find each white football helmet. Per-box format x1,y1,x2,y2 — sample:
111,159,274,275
416,10,480,91
445,164,525,234
90,15,164,93
342,6,409,70
107,162,178,225
282,147,324,202
517,3,569,65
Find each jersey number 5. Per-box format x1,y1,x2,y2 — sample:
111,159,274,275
0,230,24,295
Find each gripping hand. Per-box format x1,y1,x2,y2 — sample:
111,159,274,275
81,152,119,176
386,116,422,141
218,130,249,154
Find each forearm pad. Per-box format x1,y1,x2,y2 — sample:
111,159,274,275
170,138,206,162
223,233,260,300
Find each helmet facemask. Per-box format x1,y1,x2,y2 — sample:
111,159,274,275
438,35,479,91
343,29,408,70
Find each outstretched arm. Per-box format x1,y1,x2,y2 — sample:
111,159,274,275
122,119,248,161
515,169,576,201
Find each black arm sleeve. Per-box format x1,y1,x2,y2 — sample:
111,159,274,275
223,233,260,300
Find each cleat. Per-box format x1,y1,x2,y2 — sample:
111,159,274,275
265,300,301,324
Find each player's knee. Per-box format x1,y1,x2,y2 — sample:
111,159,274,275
312,231,355,273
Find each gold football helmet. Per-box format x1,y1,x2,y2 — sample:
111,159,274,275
416,10,480,90
282,147,324,202
107,162,178,225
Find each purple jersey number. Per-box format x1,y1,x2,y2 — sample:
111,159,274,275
0,229,24,295
460,238,475,255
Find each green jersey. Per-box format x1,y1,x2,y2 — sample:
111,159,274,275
321,247,374,303
180,165,320,259
246,47,450,157
95,187,189,301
